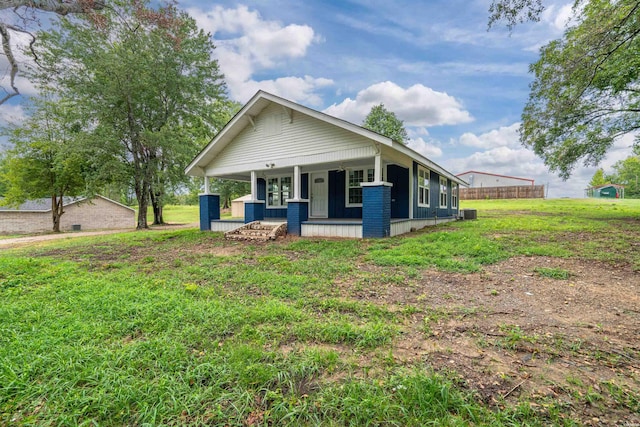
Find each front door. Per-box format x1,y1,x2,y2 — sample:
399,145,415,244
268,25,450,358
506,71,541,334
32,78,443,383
310,171,328,218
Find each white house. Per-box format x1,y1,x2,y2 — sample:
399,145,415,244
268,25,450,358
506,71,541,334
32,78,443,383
186,91,467,238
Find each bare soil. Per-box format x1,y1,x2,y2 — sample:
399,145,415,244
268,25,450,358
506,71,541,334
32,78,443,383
344,256,640,426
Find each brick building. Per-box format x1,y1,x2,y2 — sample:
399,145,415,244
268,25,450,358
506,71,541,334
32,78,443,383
0,195,135,234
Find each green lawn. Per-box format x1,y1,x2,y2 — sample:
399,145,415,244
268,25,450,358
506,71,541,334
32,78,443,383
144,204,234,225
1,198,639,425
145,204,200,225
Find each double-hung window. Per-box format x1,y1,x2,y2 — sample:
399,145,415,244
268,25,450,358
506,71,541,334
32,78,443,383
418,167,430,207
439,177,448,208
451,183,458,209
346,168,374,206
267,176,292,208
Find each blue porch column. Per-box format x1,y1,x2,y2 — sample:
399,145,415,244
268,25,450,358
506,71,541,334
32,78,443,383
362,182,393,238
199,194,220,231
244,200,265,223
286,200,309,236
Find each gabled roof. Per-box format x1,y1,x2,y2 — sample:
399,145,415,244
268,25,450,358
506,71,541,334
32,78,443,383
588,183,625,189
456,170,534,184
186,90,467,186
0,195,134,212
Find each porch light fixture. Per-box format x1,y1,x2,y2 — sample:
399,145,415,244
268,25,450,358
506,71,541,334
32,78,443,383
265,163,275,169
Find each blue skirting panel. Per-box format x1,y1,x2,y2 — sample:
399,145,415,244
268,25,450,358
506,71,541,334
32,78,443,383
199,194,220,231
287,201,309,236
245,201,265,223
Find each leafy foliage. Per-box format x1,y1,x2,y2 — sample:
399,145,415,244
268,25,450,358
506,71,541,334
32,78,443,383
610,154,640,198
211,179,250,209
519,0,640,179
362,104,408,144
29,0,230,228
488,0,546,30
0,97,93,231
589,169,607,188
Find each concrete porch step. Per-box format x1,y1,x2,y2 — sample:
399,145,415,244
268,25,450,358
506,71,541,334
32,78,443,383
224,221,287,241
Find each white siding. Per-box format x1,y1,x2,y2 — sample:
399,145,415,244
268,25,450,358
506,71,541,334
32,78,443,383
212,104,376,170
210,220,245,232
301,223,363,238
390,218,458,237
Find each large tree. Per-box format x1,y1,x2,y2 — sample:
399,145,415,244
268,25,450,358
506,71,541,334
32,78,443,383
30,0,229,228
362,104,408,144
0,96,92,231
490,0,640,179
0,0,105,105
610,154,640,198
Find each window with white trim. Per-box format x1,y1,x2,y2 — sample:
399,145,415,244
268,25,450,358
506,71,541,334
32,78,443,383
267,176,291,208
346,168,374,206
452,183,458,209
439,177,448,208
418,167,430,207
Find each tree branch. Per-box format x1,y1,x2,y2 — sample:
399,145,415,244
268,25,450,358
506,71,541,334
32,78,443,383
1,0,105,15
0,0,105,105
0,23,20,104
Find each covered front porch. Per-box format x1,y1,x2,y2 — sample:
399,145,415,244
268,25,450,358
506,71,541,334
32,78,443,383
200,153,403,238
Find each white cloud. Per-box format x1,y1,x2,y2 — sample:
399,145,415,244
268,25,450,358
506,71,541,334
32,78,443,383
406,127,443,158
446,124,638,198
188,5,331,105
233,76,334,107
524,2,581,51
0,104,26,126
459,123,520,149
408,137,443,159
323,81,473,127
541,3,576,31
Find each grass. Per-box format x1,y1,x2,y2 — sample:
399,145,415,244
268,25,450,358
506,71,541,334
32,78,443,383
1,198,639,425
534,266,572,279
146,204,200,224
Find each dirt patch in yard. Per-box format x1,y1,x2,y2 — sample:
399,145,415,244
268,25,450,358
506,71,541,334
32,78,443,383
344,256,640,425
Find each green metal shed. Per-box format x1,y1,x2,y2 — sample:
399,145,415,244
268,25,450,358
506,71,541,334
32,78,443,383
586,184,625,199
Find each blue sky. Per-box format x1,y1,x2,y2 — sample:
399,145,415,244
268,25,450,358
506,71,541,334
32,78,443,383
1,0,635,197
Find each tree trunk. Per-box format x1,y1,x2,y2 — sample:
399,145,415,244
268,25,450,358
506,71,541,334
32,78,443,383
51,194,64,232
150,188,164,225
135,180,149,229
